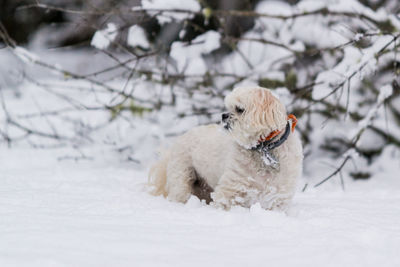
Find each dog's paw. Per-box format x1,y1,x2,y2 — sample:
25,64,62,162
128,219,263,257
210,191,231,210
211,191,247,210
167,186,191,203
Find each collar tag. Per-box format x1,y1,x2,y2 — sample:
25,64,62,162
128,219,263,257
261,149,279,169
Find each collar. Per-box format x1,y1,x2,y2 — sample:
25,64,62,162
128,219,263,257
251,114,297,152
251,114,297,168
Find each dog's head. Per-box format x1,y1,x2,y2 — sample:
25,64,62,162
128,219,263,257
222,86,287,148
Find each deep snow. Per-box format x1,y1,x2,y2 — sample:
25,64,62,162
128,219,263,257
1,146,400,267
1,15,400,265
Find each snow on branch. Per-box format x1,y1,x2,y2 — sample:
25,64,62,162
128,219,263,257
1,0,400,182
314,84,394,188
91,23,119,50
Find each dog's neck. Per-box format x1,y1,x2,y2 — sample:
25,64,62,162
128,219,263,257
251,121,291,152
252,114,297,151
250,114,297,169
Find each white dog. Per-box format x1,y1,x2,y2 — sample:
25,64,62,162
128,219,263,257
148,86,303,210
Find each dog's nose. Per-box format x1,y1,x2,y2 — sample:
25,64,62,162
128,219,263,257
222,113,230,121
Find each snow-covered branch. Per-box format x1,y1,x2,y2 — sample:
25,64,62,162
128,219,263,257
1,0,400,185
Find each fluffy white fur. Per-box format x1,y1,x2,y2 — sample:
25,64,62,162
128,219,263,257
148,86,303,210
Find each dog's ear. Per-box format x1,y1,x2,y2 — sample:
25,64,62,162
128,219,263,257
250,89,286,128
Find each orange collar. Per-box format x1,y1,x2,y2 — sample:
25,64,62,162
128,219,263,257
258,114,297,143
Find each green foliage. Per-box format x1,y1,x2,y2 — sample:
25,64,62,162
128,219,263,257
258,71,297,91
110,101,152,120
202,7,213,19
376,19,397,33
258,78,285,89
350,171,371,180
285,71,297,90
129,101,152,115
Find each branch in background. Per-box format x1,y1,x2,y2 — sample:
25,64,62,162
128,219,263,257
314,84,394,187
1,1,400,187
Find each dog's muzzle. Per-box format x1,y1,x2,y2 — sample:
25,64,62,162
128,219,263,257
221,113,230,122
221,112,231,130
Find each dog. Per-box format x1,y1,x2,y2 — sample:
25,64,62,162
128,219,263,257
148,86,303,210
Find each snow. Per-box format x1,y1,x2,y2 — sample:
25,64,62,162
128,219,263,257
295,0,387,22
327,0,388,21
256,1,292,16
0,71,399,266
90,23,118,50
356,84,393,131
378,84,393,102
0,49,24,90
13,46,39,64
2,0,400,264
1,146,400,267
140,0,201,25
354,33,364,41
312,34,394,101
170,30,221,75
127,25,150,49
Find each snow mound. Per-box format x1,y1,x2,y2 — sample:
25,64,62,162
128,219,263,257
128,25,150,49
91,23,118,50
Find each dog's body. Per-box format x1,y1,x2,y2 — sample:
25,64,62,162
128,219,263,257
149,87,303,210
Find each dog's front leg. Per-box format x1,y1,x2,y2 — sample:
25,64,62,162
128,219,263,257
211,172,256,209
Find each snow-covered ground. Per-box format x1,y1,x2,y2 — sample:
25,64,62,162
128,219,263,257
1,145,400,267
1,42,400,266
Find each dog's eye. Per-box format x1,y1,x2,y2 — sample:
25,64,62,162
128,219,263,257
235,106,245,114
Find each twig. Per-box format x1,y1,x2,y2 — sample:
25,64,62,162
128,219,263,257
314,155,351,187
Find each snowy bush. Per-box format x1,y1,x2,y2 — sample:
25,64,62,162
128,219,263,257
0,0,399,187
